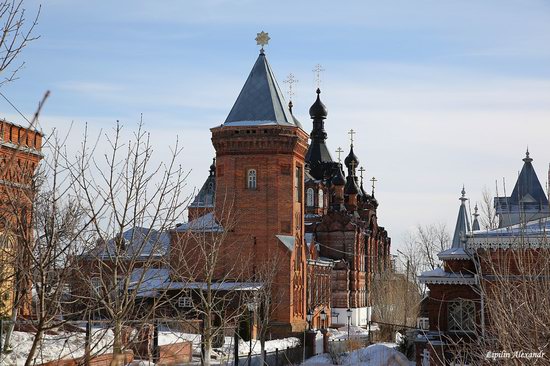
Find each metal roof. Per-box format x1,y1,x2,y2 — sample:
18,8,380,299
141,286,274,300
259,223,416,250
224,51,301,128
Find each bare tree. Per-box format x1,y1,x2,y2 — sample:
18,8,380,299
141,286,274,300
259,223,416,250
370,271,421,339
479,186,498,230
0,0,40,86
67,120,189,359
401,223,450,287
170,196,256,366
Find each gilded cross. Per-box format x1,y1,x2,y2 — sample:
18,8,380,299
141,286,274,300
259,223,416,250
348,129,356,145
255,31,270,52
350,160,357,172
284,73,298,101
312,64,325,88
359,166,366,181
370,177,377,196
335,147,344,163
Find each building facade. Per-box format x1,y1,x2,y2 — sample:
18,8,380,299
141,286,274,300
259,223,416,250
0,118,43,317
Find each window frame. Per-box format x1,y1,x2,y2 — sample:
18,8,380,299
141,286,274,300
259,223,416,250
247,169,257,190
448,299,475,333
306,188,315,207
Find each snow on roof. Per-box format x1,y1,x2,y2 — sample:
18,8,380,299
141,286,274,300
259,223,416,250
418,267,477,285
83,227,170,260
438,247,471,260
127,268,262,298
176,212,223,232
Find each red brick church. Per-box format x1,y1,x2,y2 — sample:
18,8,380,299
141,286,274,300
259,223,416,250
178,34,392,334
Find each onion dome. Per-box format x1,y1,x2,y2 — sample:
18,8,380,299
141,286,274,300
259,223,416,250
344,175,359,195
332,164,346,186
344,145,359,170
309,88,328,119
209,158,216,176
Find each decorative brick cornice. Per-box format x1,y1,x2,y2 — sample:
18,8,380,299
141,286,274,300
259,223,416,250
211,125,309,158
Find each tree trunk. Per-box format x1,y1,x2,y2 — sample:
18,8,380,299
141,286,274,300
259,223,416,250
2,305,17,352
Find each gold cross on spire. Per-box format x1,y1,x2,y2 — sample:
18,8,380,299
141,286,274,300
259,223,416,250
348,129,356,146
335,147,344,163
284,73,298,101
359,166,366,181
350,160,357,172
370,176,377,196
312,64,325,88
255,31,270,52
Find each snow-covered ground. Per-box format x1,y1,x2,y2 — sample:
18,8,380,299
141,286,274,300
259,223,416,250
302,344,411,366
0,329,114,366
0,329,299,365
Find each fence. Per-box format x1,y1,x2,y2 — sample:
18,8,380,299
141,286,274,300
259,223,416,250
237,346,304,366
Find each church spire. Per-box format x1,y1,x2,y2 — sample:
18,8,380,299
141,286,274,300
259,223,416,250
451,186,471,248
305,88,333,180
472,203,480,231
224,34,301,128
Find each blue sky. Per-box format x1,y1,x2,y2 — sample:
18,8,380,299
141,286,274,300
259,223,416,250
2,0,550,251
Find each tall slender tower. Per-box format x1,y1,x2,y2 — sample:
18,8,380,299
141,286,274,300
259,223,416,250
210,34,309,334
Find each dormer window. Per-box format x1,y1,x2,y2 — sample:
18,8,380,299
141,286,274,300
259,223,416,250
247,169,257,189
306,188,315,207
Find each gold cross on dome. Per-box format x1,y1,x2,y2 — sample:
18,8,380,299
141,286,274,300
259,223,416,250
358,166,366,180
284,73,298,101
335,147,344,163
348,129,356,145
370,176,377,195
255,31,270,51
312,64,325,88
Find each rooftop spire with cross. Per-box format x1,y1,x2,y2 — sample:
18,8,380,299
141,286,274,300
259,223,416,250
348,129,356,146
359,166,366,182
284,73,298,102
313,64,325,88
370,176,377,196
255,31,270,53
335,147,344,163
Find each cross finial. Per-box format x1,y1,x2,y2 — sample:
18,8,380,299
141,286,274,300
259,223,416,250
255,31,270,53
335,147,344,163
359,166,366,181
312,64,325,88
350,160,357,173
370,177,377,196
348,129,356,146
284,73,298,101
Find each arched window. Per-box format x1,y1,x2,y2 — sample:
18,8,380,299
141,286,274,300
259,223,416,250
318,189,324,208
306,188,315,207
247,169,257,189
448,299,475,332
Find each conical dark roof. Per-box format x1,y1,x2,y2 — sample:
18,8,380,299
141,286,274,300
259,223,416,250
451,187,471,248
509,151,548,206
224,52,301,128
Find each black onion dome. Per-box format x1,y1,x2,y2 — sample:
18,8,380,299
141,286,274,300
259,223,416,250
344,176,359,195
344,145,359,169
309,88,328,119
332,164,346,186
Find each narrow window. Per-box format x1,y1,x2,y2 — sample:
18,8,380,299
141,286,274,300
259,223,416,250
318,189,324,208
247,169,257,189
295,166,302,202
306,188,315,207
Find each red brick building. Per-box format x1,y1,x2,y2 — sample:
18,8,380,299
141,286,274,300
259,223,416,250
417,152,550,365
0,118,43,317
172,43,392,334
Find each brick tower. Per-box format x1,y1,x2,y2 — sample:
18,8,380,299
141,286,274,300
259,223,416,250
0,119,43,317
210,45,309,335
